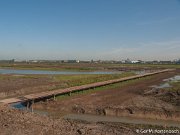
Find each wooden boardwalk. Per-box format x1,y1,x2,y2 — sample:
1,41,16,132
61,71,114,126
0,69,174,105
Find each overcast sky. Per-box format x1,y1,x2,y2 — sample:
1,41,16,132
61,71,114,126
0,0,180,61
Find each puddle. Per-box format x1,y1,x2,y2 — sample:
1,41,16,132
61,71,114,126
150,75,180,89
151,83,172,89
11,102,27,110
163,75,180,82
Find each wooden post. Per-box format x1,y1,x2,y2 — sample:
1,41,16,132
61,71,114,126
26,101,29,110
45,99,48,102
31,100,34,113
53,94,56,100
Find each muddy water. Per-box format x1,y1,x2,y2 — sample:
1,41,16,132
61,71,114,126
164,75,180,82
64,114,180,128
151,83,172,89
151,75,180,89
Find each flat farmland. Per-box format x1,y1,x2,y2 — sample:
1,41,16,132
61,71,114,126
1,62,180,71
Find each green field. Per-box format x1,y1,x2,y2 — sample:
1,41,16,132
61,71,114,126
56,75,153,100
0,71,136,91
50,72,135,89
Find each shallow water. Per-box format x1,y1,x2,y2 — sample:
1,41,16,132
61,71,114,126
11,102,49,115
163,75,180,82
151,83,172,89
0,68,119,75
11,102,26,110
151,75,180,89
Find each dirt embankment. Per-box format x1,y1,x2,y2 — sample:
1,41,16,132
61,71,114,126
34,70,180,122
1,104,178,135
0,104,140,135
144,88,180,106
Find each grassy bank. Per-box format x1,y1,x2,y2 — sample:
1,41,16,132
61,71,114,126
50,72,135,89
56,75,152,100
0,72,136,92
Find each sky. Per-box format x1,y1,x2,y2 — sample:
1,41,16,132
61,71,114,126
0,0,180,61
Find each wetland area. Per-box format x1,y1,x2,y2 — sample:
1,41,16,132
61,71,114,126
0,63,180,135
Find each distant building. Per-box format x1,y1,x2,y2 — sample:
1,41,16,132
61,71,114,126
31,60,38,63
0,59,15,63
121,58,132,64
131,60,140,64
79,60,91,63
159,61,173,64
175,59,180,64
62,60,80,63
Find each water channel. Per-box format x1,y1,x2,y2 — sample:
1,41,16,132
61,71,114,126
0,68,118,75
